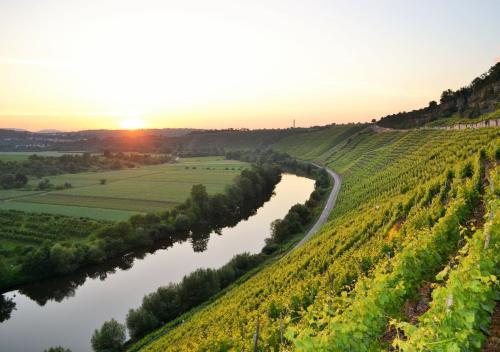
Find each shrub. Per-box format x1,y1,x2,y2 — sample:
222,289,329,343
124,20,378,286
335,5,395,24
91,319,126,352
126,307,159,340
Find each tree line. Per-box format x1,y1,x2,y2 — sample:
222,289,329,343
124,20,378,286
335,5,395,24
0,152,173,190
90,151,332,351
1,164,281,291
377,62,500,128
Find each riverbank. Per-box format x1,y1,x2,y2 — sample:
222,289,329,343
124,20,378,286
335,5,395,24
126,164,337,351
0,164,281,293
0,173,317,352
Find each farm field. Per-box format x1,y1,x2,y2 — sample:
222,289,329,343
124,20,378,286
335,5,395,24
0,157,248,220
0,151,85,161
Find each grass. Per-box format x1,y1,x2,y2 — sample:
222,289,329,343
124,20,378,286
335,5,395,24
0,201,137,221
0,157,248,220
0,151,84,161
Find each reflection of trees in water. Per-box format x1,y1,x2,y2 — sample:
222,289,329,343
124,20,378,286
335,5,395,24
3,186,276,320
16,249,145,306
0,295,16,323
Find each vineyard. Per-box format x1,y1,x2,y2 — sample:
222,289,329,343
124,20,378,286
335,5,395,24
139,127,499,351
0,210,106,283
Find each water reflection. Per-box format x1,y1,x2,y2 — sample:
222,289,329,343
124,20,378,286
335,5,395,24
0,174,314,352
2,192,265,309
0,295,15,323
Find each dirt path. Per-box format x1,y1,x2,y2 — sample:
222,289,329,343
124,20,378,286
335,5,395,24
293,165,341,249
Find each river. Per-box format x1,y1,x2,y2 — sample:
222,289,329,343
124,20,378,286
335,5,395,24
0,174,315,352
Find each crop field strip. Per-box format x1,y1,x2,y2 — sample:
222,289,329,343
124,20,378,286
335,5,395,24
0,210,105,248
137,126,499,351
0,157,248,220
0,151,84,161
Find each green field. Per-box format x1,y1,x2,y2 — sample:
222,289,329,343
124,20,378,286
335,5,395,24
0,151,85,161
0,157,248,220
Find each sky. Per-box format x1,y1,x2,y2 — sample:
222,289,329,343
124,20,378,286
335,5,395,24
0,0,499,131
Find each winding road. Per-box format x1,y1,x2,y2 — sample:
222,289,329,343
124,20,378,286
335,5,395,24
293,166,341,249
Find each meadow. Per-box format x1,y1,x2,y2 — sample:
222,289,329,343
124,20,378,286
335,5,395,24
0,151,83,161
0,157,248,220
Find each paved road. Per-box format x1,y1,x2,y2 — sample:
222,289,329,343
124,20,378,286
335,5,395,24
293,165,341,249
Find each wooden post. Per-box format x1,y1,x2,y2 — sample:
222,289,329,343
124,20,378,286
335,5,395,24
240,320,245,340
280,311,284,345
253,316,260,352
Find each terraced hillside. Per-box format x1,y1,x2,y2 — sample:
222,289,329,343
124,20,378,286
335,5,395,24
139,126,499,351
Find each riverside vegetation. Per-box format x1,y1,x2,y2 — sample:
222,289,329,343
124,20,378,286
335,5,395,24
90,151,332,350
136,127,498,351
0,152,174,190
0,161,281,291
0,156,248,220
1,63,499,352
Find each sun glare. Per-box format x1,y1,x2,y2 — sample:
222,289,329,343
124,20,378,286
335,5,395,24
119,118,146,130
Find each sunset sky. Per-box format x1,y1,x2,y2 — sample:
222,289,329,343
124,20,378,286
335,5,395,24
0,0,499,131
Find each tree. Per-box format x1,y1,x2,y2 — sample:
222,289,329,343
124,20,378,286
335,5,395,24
91,319,125,352
190,184,208,205
38,178,52,190
50,244,78,275
126,307,159,339
174,214,190,233
142,284,181,322
0,294,15,323
440,89,455,103
44,347,72,352
0,174,15,189
14,173,28,187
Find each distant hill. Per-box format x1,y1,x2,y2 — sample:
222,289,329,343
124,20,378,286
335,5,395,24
0,125,337,153
377,62,500,129
1,128,28,132
74,128,199,139
37,129,64,133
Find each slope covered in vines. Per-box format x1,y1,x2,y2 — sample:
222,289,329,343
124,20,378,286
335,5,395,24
140,127,499,351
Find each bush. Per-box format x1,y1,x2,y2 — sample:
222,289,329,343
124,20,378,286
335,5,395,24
38,178,52,190
91,319,126,352
126,307,159,340
44,347,72,352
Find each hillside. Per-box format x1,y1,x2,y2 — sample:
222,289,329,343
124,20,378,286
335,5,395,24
377,63,500,129
0,127,305,153
137,125,499,351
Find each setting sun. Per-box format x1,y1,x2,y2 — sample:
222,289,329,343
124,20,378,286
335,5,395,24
119,118,146,130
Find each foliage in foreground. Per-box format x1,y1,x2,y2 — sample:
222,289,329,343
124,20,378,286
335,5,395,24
97,157,331,346
0,164,281,291
140,127,498,351
91,319,126,352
